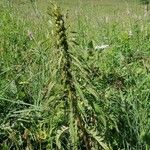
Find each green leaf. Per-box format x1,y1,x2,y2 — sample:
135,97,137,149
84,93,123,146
86,128,110,150
56,126,69,149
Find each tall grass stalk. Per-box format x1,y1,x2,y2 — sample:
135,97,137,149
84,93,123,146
49,4,91,149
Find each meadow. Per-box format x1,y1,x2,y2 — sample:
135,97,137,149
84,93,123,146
0,0,150,149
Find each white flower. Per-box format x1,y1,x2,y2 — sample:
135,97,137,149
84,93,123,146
95,44,109,50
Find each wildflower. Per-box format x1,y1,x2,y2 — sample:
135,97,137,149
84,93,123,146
95,44,109,50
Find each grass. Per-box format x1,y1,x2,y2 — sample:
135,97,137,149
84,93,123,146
0,0,150,149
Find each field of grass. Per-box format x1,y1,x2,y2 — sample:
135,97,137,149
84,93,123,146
0,0,150,149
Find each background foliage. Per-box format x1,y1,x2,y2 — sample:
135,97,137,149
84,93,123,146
0,0,150,149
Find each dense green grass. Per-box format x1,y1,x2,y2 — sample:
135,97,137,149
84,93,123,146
0,0,150,149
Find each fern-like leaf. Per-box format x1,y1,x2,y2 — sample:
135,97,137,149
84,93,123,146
86,128,110,150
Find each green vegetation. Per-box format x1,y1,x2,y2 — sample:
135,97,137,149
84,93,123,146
0,0,150,149
140,0,150,11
